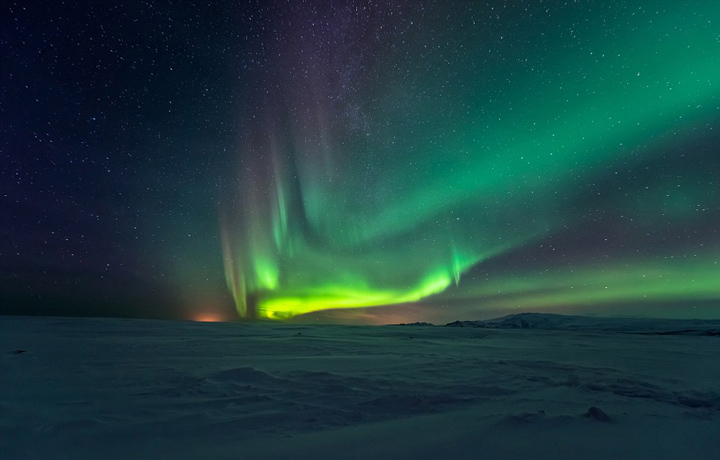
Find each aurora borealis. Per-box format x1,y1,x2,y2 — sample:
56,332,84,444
3,0,719,323
220,1,720,321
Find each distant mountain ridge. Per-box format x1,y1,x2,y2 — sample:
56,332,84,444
444,313,720,335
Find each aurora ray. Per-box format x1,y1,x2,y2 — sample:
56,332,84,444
221,0,720,320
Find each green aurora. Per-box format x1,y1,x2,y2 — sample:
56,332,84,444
221,1,720,321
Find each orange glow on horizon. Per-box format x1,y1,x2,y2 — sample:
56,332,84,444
192,313,226,322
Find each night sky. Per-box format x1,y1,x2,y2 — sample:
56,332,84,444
3,1,719,324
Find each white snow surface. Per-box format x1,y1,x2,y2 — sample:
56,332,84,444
1,314,719,459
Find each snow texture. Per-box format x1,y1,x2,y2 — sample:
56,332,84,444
1,314,719,459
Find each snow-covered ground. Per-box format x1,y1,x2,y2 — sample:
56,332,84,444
2,314,719,459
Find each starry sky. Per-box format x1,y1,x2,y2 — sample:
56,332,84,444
3,0,719,323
